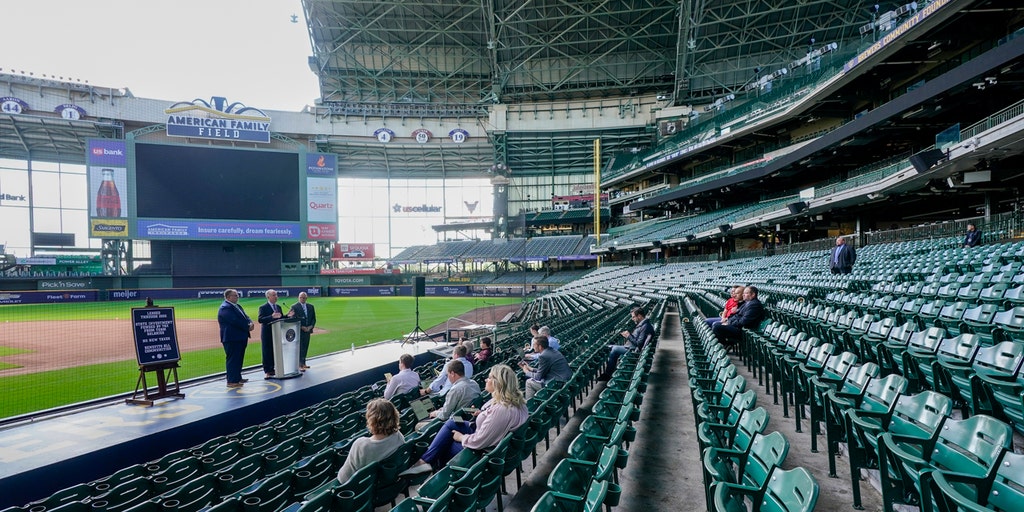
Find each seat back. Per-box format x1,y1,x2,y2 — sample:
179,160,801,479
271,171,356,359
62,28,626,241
759,467,820,512
887,391,953,443
930,450,1024,512
802,343,835,371
930,415,1012,479
985,450,1024,511
738,431,790,489
820,351,858,381
935,334,983,367
993,306,1024,341
972,341,1024,379
838,363,879,396
857,374,908,416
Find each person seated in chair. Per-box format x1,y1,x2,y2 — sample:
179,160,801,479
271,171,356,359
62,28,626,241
401,364,528,474
705,285,744,327
471,337,493,366
417,360,481,430
337,399,404,483
711,286,765,347
519,335,572,399
422,344,473,396
383,354,420,400
600,307,655,381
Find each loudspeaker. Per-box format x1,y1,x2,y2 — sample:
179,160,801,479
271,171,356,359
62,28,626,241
787,201,808,215
413,276,426,297
909,148,945,172
719,224,731,233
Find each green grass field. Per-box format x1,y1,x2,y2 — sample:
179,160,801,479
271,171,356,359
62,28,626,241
0,296,521,420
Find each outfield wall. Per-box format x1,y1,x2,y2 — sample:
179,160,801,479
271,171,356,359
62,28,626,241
0,284,547,304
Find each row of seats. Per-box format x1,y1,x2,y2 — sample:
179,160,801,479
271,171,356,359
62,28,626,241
769,295,1024,436
737,294,1024,511
529,301,664,512
682,297,819,512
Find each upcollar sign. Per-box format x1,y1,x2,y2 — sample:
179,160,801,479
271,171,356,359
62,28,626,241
165,96,272,143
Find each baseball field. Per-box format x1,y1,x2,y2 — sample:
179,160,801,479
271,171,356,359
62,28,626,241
0,296,521,420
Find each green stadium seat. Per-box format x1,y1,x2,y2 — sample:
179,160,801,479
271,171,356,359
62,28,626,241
372,439,414,508
84,476,155,512
878,414,1012,510
146,473,219,512
530,479,610,512
929,450,1024,512
933,333,983,416
969,341,1024,433
712,466,819,512
233,469,293,512
824,374,906,479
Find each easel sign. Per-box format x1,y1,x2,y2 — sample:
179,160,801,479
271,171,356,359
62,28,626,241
127,306,185,406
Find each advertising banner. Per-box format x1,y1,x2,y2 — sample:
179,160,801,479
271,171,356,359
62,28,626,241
333,243,375,260
0,290,98,305
136,219,303,240
329,286,403,297
87,139,130,238
108,287,321,301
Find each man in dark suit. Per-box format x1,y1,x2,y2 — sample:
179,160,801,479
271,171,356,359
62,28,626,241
712,286,765,346
217,288,254,388
258,289,293,379
963,223,982,248
289,291,316,371
829,236,857,274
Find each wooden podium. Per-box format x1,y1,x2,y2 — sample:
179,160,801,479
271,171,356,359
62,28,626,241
126,306,185,406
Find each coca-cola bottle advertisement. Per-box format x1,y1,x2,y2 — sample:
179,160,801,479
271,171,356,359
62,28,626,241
90,166,126,218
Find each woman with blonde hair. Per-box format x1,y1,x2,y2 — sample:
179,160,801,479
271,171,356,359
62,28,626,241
336,398,404,483
401,364,529,474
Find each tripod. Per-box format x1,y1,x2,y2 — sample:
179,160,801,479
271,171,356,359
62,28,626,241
401,292,432,347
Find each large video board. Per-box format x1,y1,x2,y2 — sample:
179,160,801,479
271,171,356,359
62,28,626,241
86,139,337,242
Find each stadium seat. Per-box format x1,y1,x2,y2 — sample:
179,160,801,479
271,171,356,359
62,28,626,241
969,341,1024,432
808,361,875,454
823,374,907,479
900,327,946,392
846,390,953,510
712,466,819,512
83,476,155,512
878,414,1012,510
929,450,1024,512
390,486,454,512
372,439,414,508
288,447,341,499
705,431,789,510
145,473,219,512
933,334,983,416
530,479,610,512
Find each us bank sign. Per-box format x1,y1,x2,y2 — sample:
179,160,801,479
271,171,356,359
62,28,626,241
165,96,272,143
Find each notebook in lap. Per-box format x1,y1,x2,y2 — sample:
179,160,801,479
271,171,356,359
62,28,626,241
410,398,435,421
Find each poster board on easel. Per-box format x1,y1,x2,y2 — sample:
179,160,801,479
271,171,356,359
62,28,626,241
127,306,185,406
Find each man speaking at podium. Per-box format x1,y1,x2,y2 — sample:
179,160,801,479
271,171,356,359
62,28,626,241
290,292,316,371
258,289,294,379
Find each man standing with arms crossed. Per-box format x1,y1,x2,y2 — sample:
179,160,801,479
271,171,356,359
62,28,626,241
218,289,254,388
290,292,316,371
258,289,293,379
